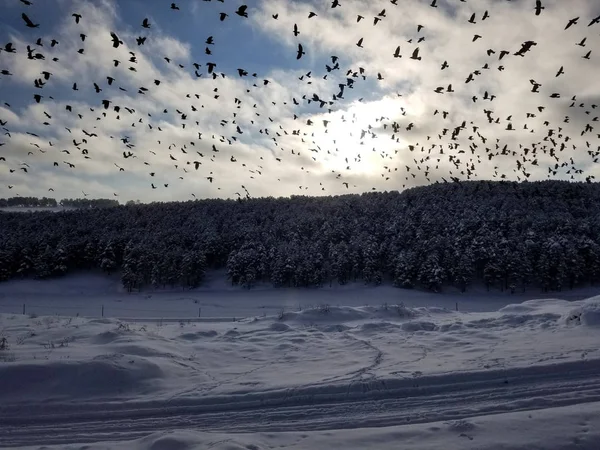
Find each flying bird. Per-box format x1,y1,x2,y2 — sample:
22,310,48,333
110,32,123,48
21,13,39,28
534,0,544,15
565,17,579,29
235,5,248,18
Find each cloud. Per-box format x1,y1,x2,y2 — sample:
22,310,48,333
1,0,600,202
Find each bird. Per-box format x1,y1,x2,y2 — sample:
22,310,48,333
297,43,305,59
21,13,39,28
565,17,579,30
356,38,364,48
110,32,123,48
235,5,248,18
1,43,16,53
534,0,544,15
142,18,151,28
72,13,82,23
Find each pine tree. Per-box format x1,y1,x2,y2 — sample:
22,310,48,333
100,243,117,275
52,246,68,276
34,245,53,279
83,241,97,269
453,251,473,293
393,251,417,288
419,253,444,292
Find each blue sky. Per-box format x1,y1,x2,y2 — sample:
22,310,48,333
1,0,600,202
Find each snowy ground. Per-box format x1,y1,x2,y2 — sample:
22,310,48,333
2,293,600,448
1,271,599,319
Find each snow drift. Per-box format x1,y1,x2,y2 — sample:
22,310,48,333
2,297,600,449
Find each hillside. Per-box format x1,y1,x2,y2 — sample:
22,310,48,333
1,180,600,294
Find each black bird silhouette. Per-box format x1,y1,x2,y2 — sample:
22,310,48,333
356,38,364,48
171,3,179,10
235,5,248,18
21,13,39,28
393,46,402,58
110,32,123,48
410,47,421,60
1,43,16,53
142,18,150,28
565,17,579,29
72,13,82,23
534,0,544,15
297,43,305,59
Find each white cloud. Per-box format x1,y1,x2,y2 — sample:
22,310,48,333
1,0,600,201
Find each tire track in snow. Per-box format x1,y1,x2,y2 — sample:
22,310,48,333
3,359,600,447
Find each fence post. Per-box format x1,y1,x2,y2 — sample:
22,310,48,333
102,305,104,317
23,304,25,315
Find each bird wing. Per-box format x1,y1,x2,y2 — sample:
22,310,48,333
21,13,34,26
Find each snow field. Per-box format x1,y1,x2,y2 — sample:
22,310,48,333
1,296,600,447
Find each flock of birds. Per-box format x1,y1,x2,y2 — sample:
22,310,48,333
1,0,600,200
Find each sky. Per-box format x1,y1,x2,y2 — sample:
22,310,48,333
0,0,600,203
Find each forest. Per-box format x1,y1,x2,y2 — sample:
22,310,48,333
0,197,120,209
0,180,599,294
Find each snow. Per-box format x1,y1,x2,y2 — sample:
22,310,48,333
1,271,599,320
2,288,600,448
15,403,600,450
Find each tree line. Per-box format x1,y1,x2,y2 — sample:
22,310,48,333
0,197,119,209
0,180,599,294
